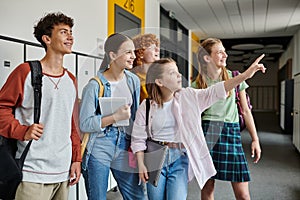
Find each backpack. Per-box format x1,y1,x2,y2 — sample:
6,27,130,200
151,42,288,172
232,70,253,131
80,76,104,157
0,60,42,200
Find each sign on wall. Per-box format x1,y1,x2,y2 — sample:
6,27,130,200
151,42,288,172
108,0,145,35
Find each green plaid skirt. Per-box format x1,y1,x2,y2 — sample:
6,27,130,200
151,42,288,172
202,120,251,182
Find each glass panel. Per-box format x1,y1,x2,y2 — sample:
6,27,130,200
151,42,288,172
160,14,171,39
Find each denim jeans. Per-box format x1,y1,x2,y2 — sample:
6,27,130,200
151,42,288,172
82,127,145,200
147,148,189,200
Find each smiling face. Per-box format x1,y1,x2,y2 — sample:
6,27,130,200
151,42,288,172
111,40,136,70
209,42,228,68
157,61,182,92
143,44,160,63
44,24,73,55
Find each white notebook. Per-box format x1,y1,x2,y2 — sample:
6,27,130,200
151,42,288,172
99,97,129,126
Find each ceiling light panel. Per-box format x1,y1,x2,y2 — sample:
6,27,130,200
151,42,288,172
231,43,264,50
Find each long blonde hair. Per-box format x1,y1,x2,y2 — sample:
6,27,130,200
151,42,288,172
195,38,230,91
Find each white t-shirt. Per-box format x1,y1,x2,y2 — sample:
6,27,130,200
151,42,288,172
109,75,133,127
110,74,132,105
151,99,179,142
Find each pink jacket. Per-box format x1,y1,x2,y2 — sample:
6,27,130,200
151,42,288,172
131,81,227,189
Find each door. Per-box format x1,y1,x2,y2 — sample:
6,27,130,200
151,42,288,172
115,4,141,37
293,74,300,152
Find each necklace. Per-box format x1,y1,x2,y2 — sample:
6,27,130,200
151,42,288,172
47,76,61,89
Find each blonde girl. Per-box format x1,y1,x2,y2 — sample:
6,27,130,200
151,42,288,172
192,38,262,200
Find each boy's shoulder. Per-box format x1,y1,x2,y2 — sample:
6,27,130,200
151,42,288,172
9,62,31,78
65,69,77,81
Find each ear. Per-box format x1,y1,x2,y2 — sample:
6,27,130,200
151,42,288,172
42,35,51,45
109,51,117,61
154,78,163,87
203,55,211,63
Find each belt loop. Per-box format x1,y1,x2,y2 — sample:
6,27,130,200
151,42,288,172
118,126,124,133
118,126,126,136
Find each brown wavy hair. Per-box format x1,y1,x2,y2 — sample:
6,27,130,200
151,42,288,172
132,33,159,67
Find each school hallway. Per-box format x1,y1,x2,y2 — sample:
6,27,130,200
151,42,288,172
107,112,300,200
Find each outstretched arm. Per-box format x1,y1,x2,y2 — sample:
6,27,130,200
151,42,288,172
224,54,266,92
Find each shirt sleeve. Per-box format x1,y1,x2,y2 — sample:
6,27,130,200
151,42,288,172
79,80,102,133
239,80,249,91
191,81,227,112
131,99,148,154
0,63,30,140
190,81,198,88
67,72,82,162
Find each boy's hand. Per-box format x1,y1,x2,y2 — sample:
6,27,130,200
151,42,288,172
24,123,44,141
69,162,81,186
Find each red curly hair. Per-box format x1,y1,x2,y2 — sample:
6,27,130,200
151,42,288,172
132,33,159,67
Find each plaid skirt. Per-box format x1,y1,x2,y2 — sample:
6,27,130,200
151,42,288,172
202,120,251,182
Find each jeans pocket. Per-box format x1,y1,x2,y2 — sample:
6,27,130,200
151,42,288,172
96,132,106,138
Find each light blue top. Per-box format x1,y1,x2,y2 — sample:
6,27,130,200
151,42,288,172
79,69,140,170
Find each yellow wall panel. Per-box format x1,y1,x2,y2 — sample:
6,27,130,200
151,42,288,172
108,0,145,35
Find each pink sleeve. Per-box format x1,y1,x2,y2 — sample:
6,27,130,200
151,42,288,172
131,100,148,154
194,81,227,111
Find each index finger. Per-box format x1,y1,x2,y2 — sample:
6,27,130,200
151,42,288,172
254,54,265,64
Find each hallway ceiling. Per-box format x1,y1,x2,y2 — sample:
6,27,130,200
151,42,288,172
158,0,300,68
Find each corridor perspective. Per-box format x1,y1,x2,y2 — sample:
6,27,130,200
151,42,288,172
107,112,300,200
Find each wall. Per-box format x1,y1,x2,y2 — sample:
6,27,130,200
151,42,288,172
144,0,160,35
279,29,300,76
279,39,294,70
0,0,107,55
292,29,300,76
